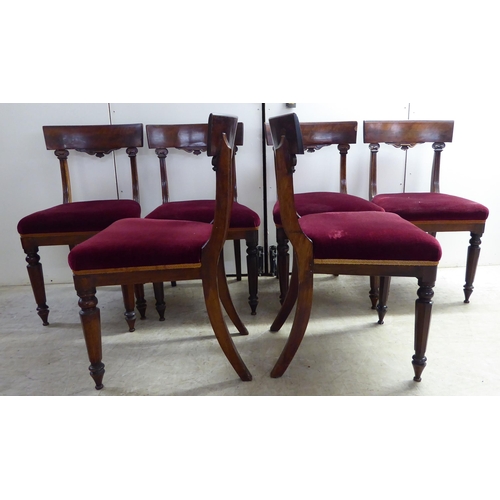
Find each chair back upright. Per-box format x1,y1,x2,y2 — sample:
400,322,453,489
266,120,357,193
146,122,244,204
204,114,239,258
42,124,143,205
269,113,307,250
363,120,454,199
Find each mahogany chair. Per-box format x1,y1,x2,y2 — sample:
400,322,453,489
268,113,442,382
265,121,384,306
68,114,252,390
364,120,489,303
145,122,260,316
17,124,144,326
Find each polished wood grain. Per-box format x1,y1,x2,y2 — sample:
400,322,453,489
146,121,259,316
71,115,252,389
19,124,143,325
269,113,439,382
364,119,486,303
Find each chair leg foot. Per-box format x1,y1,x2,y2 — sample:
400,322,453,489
89,362,105,390
37,306,50,326
25,248,50,325
412,276,435,383
412,355,427,382
271,266,313,378
76,283,105,390
463,232,482,304
376,276,390,324
153,282,166,321
121,285,137,332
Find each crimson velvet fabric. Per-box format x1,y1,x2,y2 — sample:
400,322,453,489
17,200,141,235
146,200,260,228
68,218,213,272
371,193,489,222
273,192,384,225
299,211,442,262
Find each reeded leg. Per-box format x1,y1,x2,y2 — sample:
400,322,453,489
134,284,147,320
233,239,242,281
246,230,259,315
270,256,298,332
152,282,166,321
464,232,482,303
276,227,290,304
24,247,50,326
218,257,248,335
412,277,435,382
369,276,380,310
271,260,314,378
201,260,252,381
376,276,391,324
121,285,137,332
76,285,105,390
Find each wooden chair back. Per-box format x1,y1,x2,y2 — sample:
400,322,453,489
363,120,454,199
266,120,357,193
146,122,244,203
42,124,143,204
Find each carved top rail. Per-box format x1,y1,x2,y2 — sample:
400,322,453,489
147,123,243,155
43,124,144,155
363,120,454,145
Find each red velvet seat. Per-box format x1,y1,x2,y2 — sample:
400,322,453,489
268,112,442,383
68,114,252,390
145,122,260,316
299,211,442,262
18,200,140,234
273,191,384,226
17,124,144,326
147,199,260,228
370,192,489,222
364,120,489,303
69,218,212,271
265,121,384,305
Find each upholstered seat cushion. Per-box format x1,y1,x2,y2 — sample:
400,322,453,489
17,200,141,235
371,192,489,222
273,191,384,225
68,218,212,272
299,211,442,262
146,200,260,228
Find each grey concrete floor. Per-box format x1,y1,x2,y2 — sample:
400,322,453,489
1,265,499,396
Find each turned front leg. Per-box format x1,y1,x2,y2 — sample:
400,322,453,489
376,276,391,324
121,285,137,332
24,247,50,325
464,232,482,303
412,278,435,382
77,286,105,390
